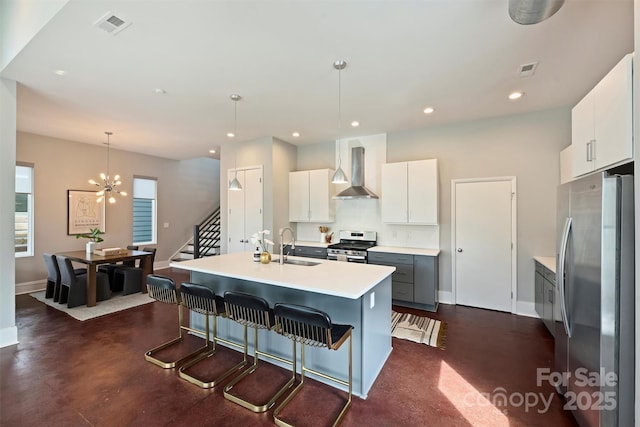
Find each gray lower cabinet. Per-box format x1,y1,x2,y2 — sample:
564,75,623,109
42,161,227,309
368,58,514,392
368,251,439,311
534,261,555,337
289,245,327,259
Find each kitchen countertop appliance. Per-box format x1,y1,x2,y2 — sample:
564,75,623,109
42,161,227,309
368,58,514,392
556,172,634,427
327,230,377,263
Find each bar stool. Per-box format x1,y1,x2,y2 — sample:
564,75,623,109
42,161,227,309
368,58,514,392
273,303,354,427
223,291,296,413
144,275,210,369
177,283,247,388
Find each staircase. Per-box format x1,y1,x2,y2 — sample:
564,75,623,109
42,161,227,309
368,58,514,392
172,207,221,262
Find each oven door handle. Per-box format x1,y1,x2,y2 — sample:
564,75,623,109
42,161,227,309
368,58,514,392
347,255,366,260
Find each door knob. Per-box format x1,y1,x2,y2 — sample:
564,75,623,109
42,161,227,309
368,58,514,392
457,248,463,253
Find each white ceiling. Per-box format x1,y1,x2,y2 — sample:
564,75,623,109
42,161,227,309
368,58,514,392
2,0,634,160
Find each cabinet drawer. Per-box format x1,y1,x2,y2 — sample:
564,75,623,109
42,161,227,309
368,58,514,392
392,281,414,302
294,246,327,259
543,269,556,285
392,264,414,283
368,251,413,265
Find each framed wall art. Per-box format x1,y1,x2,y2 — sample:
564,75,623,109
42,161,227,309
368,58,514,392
67,190,105,235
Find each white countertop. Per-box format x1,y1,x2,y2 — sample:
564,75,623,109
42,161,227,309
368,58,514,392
170,252,395,300
534,256,556,273
368,246,440,256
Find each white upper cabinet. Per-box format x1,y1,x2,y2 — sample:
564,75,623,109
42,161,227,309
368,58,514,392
572,53,633,177
382,159,439,225
381,162,408,223
289,169,334,222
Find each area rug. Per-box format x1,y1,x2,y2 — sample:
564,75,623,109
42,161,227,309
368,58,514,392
30,291,155,321
391,310,447,350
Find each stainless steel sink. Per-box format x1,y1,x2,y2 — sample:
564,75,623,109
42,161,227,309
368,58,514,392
272,258,320,266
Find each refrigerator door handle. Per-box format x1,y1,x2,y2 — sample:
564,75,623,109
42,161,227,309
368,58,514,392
558,216,572,338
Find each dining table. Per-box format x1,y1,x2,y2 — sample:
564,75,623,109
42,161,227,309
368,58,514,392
55,249,153,307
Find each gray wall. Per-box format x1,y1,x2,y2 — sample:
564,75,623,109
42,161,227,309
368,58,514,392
388,107,570,305
0,79,18,346
296,107,570,309
15,132,220,286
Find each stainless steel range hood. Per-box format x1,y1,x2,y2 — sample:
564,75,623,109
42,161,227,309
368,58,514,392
333,146,379,199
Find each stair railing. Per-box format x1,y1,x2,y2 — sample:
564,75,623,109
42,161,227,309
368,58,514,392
193,207,221,259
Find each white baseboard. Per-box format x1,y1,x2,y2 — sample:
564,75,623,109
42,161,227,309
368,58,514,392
438,290,453,305
0,326,18,348
155,261,170,270
16,279,46,295
516,301,538,318
437,291,539,319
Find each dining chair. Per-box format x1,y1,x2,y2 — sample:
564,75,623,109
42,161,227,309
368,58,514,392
99,245,139,291
113,247,155,294
57,256,111,308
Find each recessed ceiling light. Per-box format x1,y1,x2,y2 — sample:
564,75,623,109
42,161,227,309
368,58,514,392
509,91,524,100
54,70,67,76
423,107,435,114
227,132,235,138
351,121,360,127
209,149,216,154
154,88,166,94
292,132,300,137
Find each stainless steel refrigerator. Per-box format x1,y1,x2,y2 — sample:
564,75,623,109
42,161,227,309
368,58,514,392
556,172,634,427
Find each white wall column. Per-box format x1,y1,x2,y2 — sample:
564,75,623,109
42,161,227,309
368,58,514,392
0,78,18,348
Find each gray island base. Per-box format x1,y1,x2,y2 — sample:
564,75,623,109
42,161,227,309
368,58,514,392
171,252,395,399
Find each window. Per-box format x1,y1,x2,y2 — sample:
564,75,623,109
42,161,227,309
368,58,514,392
15,164,34,257
133,177,157,245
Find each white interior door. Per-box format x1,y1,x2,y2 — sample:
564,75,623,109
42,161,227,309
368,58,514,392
227,168,264,253
243,168,264,250
453,179,515,312
228,170,246,253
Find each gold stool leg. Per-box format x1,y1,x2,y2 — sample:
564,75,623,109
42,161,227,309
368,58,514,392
179,314,247,388
224,326,296,413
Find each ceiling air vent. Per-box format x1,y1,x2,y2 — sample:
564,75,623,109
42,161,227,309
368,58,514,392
518,61,538,78
94,11,132,35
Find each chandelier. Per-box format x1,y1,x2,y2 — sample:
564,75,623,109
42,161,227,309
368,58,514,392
88,131,127,203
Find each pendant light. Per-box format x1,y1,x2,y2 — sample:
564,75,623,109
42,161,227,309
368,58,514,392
228,94,243,191
88,131,127,203
331,60,348,184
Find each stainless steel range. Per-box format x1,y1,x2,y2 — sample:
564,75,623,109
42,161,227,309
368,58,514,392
327,230,377,263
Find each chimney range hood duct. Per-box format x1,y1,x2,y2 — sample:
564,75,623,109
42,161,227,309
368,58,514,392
333,146,379,199
509,0,564,25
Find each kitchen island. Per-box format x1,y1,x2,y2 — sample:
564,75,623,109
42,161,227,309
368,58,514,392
170,252,395,398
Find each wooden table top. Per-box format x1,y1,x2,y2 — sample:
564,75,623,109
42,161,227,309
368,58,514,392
55,249,152,265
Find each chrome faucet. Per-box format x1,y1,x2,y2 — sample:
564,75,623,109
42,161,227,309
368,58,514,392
279,227,296,264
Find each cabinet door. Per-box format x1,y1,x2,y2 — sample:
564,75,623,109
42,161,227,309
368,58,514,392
593,53,633,170
571,91,595,177
408,159,438,224
289,171,309,222
414,255,437,307
308,169,333,222
543,278,554,336
534,269,544,319
381,162,408,223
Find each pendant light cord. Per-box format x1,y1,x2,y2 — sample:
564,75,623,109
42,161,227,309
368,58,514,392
234,99,238,171
337,65,342,169
105,132,111,180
